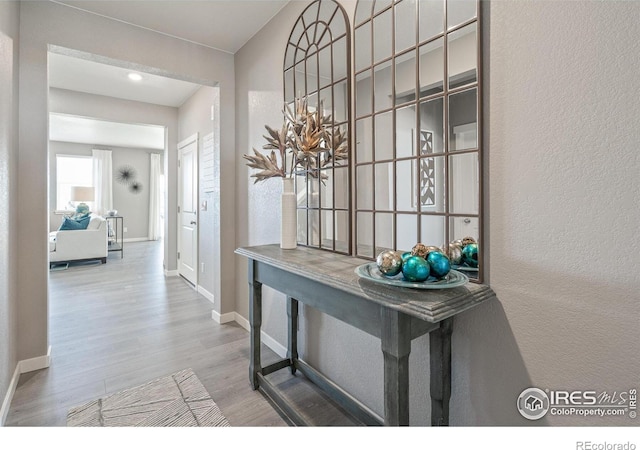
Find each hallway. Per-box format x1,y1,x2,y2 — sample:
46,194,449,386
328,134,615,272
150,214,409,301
6,241,286,426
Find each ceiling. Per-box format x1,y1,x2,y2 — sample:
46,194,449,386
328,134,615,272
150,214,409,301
49,1,291,147
49,53,204,108
50,113,166,149
53,0,291,54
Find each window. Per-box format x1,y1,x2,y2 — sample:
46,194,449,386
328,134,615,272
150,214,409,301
56,155,93,211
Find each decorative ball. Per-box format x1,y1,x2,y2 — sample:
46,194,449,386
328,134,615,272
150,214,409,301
442,243,463,265
462,243,479,268
376,250,403,277
402,256,430,282
401,251,412,262
411,243,429,258
462,236,477,247
425,245,442,257
452,239,464,248
427,251,451,278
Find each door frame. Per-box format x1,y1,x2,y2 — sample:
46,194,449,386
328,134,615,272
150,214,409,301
177,133,199,286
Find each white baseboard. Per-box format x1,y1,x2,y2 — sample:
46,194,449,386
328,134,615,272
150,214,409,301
1,346,52,426
211,310,235,324
0,365,20,426
122,237,149,243
19,346,51,373
260,330,288,359
233,314,287,359
164,269,178,277
197,285,215,305
234,313,250,331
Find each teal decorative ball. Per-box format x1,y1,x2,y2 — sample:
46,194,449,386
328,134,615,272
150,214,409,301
462,243,479,268
376,250,403,277
427,251,451,278
401,251,412,262
402,256,430,282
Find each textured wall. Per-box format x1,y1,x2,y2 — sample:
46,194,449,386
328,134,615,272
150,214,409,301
485,0,640,425
0,0,20,422
177,86,217,298
234,0,310,343
235,0,640,426
17,0,235,361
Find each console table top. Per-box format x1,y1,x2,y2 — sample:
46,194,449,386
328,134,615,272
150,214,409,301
236,244,495,323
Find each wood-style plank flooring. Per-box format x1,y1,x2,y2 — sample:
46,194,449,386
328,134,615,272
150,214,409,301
6,240,359,426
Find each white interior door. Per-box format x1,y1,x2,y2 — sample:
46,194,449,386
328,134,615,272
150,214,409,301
452,124,479,240
178,134,198,286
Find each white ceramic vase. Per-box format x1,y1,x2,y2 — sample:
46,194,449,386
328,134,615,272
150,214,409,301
281,177,297,249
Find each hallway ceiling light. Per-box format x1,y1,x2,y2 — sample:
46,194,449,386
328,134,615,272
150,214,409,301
128,72,143,81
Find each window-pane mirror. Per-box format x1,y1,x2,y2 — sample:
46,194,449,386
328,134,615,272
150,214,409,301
354,0,482,281
283,0,351,254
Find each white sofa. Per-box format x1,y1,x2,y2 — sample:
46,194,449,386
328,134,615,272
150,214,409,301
49,214,108,267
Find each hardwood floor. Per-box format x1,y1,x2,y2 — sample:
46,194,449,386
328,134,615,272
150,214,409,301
6,240,359,426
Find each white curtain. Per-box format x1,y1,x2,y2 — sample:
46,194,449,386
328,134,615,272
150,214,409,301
92,149,113,216
148,153,162,241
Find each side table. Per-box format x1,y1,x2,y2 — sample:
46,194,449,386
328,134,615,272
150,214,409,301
106,215,124,258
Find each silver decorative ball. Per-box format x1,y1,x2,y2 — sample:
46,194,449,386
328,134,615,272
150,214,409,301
442,243,463,265
461,236,477,247
376,250,403,277
411,243,428,258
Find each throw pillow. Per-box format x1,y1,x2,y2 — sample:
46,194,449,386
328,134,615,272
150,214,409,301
71,211,90,221
59,215,91,231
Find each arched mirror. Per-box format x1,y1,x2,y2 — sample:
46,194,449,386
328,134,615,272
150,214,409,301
354,0,482,281
283,0,351,254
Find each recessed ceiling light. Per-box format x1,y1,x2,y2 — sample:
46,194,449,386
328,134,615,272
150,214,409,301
128,73,143,81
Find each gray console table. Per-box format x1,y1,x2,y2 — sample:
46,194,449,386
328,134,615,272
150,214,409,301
235,245,495,426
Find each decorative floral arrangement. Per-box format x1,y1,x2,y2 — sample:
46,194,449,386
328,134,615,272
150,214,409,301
243,97,348,184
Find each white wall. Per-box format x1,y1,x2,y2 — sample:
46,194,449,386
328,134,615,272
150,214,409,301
484,0,640,425
0,0,20,424
235,0,640,426
17,0,235,362
178,86,219,301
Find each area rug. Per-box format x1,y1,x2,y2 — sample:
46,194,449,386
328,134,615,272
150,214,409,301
67,368,230,427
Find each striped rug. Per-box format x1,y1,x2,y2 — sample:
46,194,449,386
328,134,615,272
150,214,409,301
67,368,230,427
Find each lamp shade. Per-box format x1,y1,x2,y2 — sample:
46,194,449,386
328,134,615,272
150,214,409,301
70,186,95,202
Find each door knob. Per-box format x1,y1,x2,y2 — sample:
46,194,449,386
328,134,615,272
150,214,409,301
464,218,471,224
190,221,197,225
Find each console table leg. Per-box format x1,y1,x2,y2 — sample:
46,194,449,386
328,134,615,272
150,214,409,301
430,317,453,426
248,260,262,390
381,308,411,426
287,297,299,374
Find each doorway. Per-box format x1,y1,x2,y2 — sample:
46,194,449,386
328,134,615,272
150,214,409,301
177,134,199,286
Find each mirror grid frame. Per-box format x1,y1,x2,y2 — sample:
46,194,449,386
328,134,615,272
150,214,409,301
283,0,353,255
353,0,483,282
